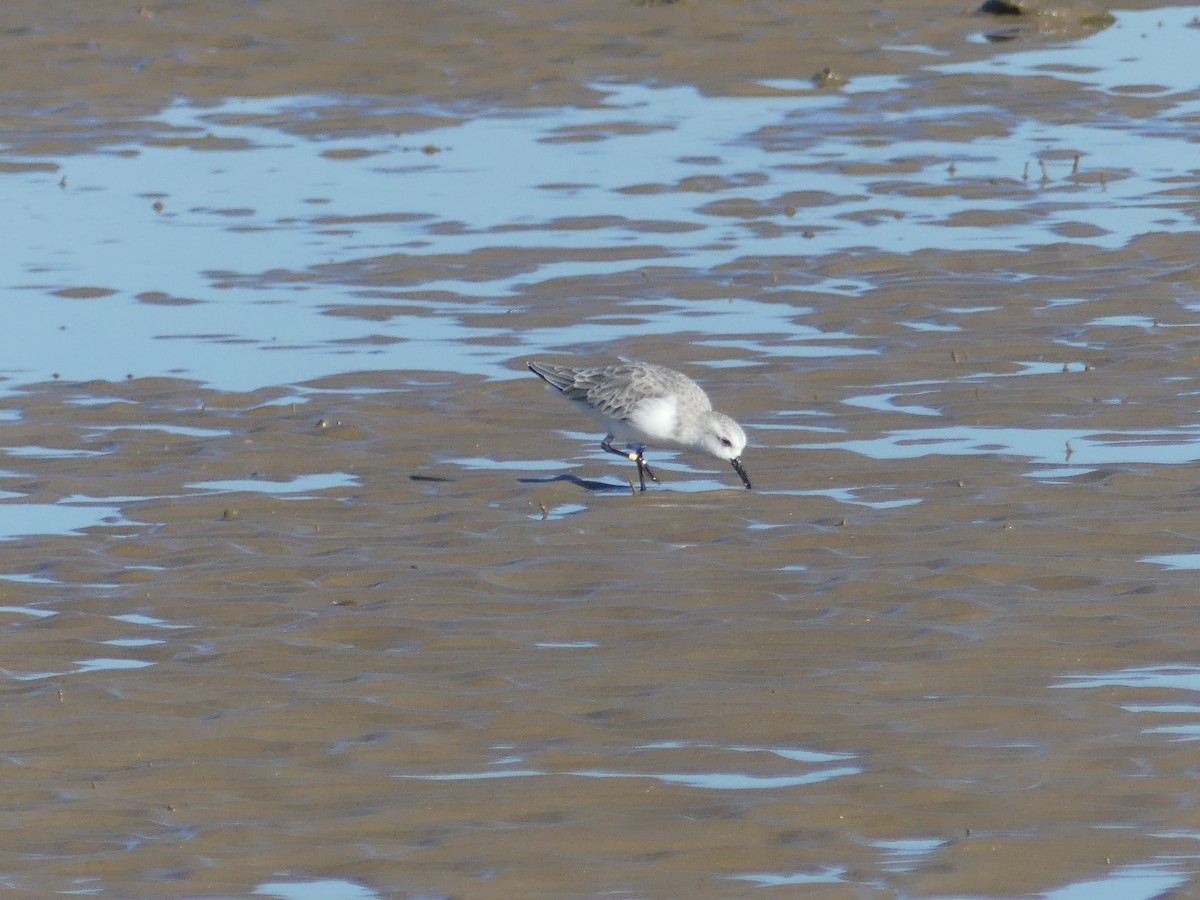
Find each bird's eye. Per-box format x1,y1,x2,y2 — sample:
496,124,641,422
720,437,732,447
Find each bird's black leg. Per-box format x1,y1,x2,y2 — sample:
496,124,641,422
601,436,659,492
600,435,627,460
634,448,658,492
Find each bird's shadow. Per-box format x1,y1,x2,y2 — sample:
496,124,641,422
408,472,648,494
517,473,632,493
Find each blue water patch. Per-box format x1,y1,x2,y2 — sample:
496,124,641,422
570,768,859,790
395,766,859,790
0,5,1192,393
395,740,860,790
0,604,57,617
727,867,848,887
640,741,856,766
1054,666,1200,742
1054,667,1200,693
2,657,154,682
528,503,589,521
1041,864,1187,900
1142,553,1200,571
759,483,923,509
806,424,1200,470
944,6,1200,96
85,423,231,438
187,471,358,495
448,456,574,473
0,501,128,540
255,879,381,900
842,392,942,417
2,445,108,459
109,612,191,629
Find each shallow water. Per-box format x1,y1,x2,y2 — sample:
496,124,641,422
4,1,1200,897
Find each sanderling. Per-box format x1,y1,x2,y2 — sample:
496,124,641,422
527,359,752,491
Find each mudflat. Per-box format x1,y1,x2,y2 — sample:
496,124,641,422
2,1,1200,897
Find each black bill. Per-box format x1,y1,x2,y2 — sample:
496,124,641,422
731,457,752,490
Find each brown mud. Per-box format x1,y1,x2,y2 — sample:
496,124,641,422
2,1,1200,898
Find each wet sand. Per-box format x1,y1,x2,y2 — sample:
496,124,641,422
3,1,1200,897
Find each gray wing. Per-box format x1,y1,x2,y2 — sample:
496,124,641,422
528,361,707,422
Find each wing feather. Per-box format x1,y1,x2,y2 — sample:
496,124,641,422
528,361,710,426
